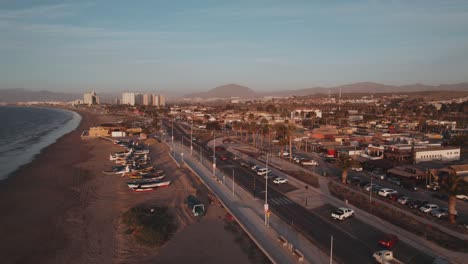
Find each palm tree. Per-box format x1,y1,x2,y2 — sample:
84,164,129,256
337,154,354,184
444,170,468,224
248,121,258,147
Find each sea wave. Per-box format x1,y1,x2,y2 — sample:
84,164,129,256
0,107,82,181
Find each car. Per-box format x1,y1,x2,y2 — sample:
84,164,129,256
401,181,418,191
426,182,440,191
220,155,228,161
387,193,399,201
364,183,379,191
331,207,354,220
431,208,449,219
251,165,260,171
301,159,318,166
240,160,254,168
372,171,387,180
397,196,412,205
346,177,361,186
378,188,398,197
420,204,439,213
456,194,468,201
273,177,288,184
257,168,272,176
351,166,363,171
407,200,429,209
387,177,401,186
378,234,399,249
214,146,226,151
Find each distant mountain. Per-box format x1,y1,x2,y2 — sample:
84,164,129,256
0,88,81,103
261,82,468,97
185,84,257,99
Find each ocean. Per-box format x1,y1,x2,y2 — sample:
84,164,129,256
0,106,82,180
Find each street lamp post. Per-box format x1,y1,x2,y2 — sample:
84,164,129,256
190,122,193,156
330,235,334,264
213,132,216,179
181,152,184,165
171,118,175,157
370,175,373,203
264,154,269,226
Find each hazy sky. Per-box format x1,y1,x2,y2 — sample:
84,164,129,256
1,0,468,93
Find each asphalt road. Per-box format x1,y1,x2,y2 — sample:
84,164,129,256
164,120,434,264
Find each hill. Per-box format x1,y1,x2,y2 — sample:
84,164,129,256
0,88,80,103
185,84,257,99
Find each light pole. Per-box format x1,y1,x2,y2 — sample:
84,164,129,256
330,235,334,264
264,154,269,226
370,175,373,203
181,152,184,165
213,132,216,179
232,169,235,196
190,122,193,156
171,118,175,157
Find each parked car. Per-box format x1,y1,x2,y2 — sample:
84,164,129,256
456,194,468,201
331,207,354,220
377,234,399,249
273,177,288,184
420,204,439,213
214,146,225,151
397,196,412,205
378,188,398,197
251,165,260,171
351,166,363,171
240,160,254,168
407,200,429,209
387,193,399,201
426,182,440,191
220,155,228,161
432,207,458,219
346,177,361,186
387,177,401,186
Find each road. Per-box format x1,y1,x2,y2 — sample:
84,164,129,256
164,119,434,264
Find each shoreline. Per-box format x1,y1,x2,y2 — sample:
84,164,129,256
0,108,98,263
0,105,83,181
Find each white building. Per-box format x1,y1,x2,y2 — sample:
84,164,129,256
414,147,461,164
122,92,136,105
84,91,98,105
291,109,322,119
143,94,152,106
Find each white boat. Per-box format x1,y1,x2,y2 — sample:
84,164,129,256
127,180,171,189
131,187,155,192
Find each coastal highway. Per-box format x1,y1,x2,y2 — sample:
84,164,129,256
163,119,434,264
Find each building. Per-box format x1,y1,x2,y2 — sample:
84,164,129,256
122,92,136,105
143,94,152,106
151,94,165,107
414,147,461,164
152,94,159,106
83,91,98,105
88,124,126,137
159,94,166,106
135,93,143,105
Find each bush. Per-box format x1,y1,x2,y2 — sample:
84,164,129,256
122,206,177,247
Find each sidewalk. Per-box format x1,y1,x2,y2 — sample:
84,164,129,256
170,141,333,264
224,141,468,264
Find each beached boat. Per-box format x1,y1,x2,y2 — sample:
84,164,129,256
131,187,155,192
127,180,171,189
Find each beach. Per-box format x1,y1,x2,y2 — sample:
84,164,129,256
0,109,260,264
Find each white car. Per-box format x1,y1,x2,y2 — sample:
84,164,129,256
397,196,411,205
331,207,354,220
301,159,318,166
251,165,259,171
257,168,272,176
420,204,439,213
378,188,398,197
351,167,363,171
273,177,288,184
456,194,468,201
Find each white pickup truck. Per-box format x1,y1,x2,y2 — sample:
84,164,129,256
331,207,354,220
372,250,403,264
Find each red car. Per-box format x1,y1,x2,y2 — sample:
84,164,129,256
220,155,228,161
378,234,398,249
215,146,225,151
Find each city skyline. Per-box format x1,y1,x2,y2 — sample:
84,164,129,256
1,0,468,92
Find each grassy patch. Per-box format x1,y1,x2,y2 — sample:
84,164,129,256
122,206,178,247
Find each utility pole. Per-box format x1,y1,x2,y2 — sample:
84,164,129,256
370,176,373,203
330,235,334,264
171,118,175,157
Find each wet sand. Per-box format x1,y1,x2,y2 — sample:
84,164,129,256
0,109,258,264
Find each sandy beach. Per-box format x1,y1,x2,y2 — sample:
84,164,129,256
0,109,262,264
